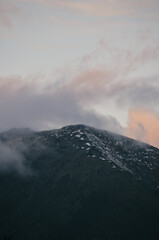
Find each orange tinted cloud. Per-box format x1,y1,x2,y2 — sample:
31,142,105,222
71,69,112,89
126,109,159,148
63,69,115,104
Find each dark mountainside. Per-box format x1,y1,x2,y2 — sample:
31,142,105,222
0,124,159,240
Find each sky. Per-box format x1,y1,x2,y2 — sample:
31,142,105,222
0,0,159,148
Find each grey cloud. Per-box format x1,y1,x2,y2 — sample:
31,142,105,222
0,75,124,134
111,76,159,111
0,140,31,175
1,43,158,136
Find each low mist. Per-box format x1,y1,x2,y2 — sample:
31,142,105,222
0,140,32,176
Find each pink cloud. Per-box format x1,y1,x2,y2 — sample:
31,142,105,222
126,109,159,148
0,1,20,28
61,69,116,105
17,0,159,18
0,76,23,96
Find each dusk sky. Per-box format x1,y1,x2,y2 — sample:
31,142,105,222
0,0,159,147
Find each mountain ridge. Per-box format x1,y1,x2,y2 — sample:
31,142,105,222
0,124,159,239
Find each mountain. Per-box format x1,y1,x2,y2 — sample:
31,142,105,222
0,124,159,240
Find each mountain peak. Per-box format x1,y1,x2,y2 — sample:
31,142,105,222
0,124,159,239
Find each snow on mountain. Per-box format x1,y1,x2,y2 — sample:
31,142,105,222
1,124,158,189
0,124,159,240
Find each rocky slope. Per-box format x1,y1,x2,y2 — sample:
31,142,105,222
0,124,159,240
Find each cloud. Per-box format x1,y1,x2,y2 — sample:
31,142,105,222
79,41,159,110
0,37,159,134
17,0,159,18
17,0,118,16
0,40,159,146
112,76,159,112
0,73,124,134
0,140,31,175
122,45,159,74
0,1,21,28
1,74,159,149
60,0,122,17
66,69,115,103
126,109,159,148
137,45,159,62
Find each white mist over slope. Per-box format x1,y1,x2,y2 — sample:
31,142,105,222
0,140,31,175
